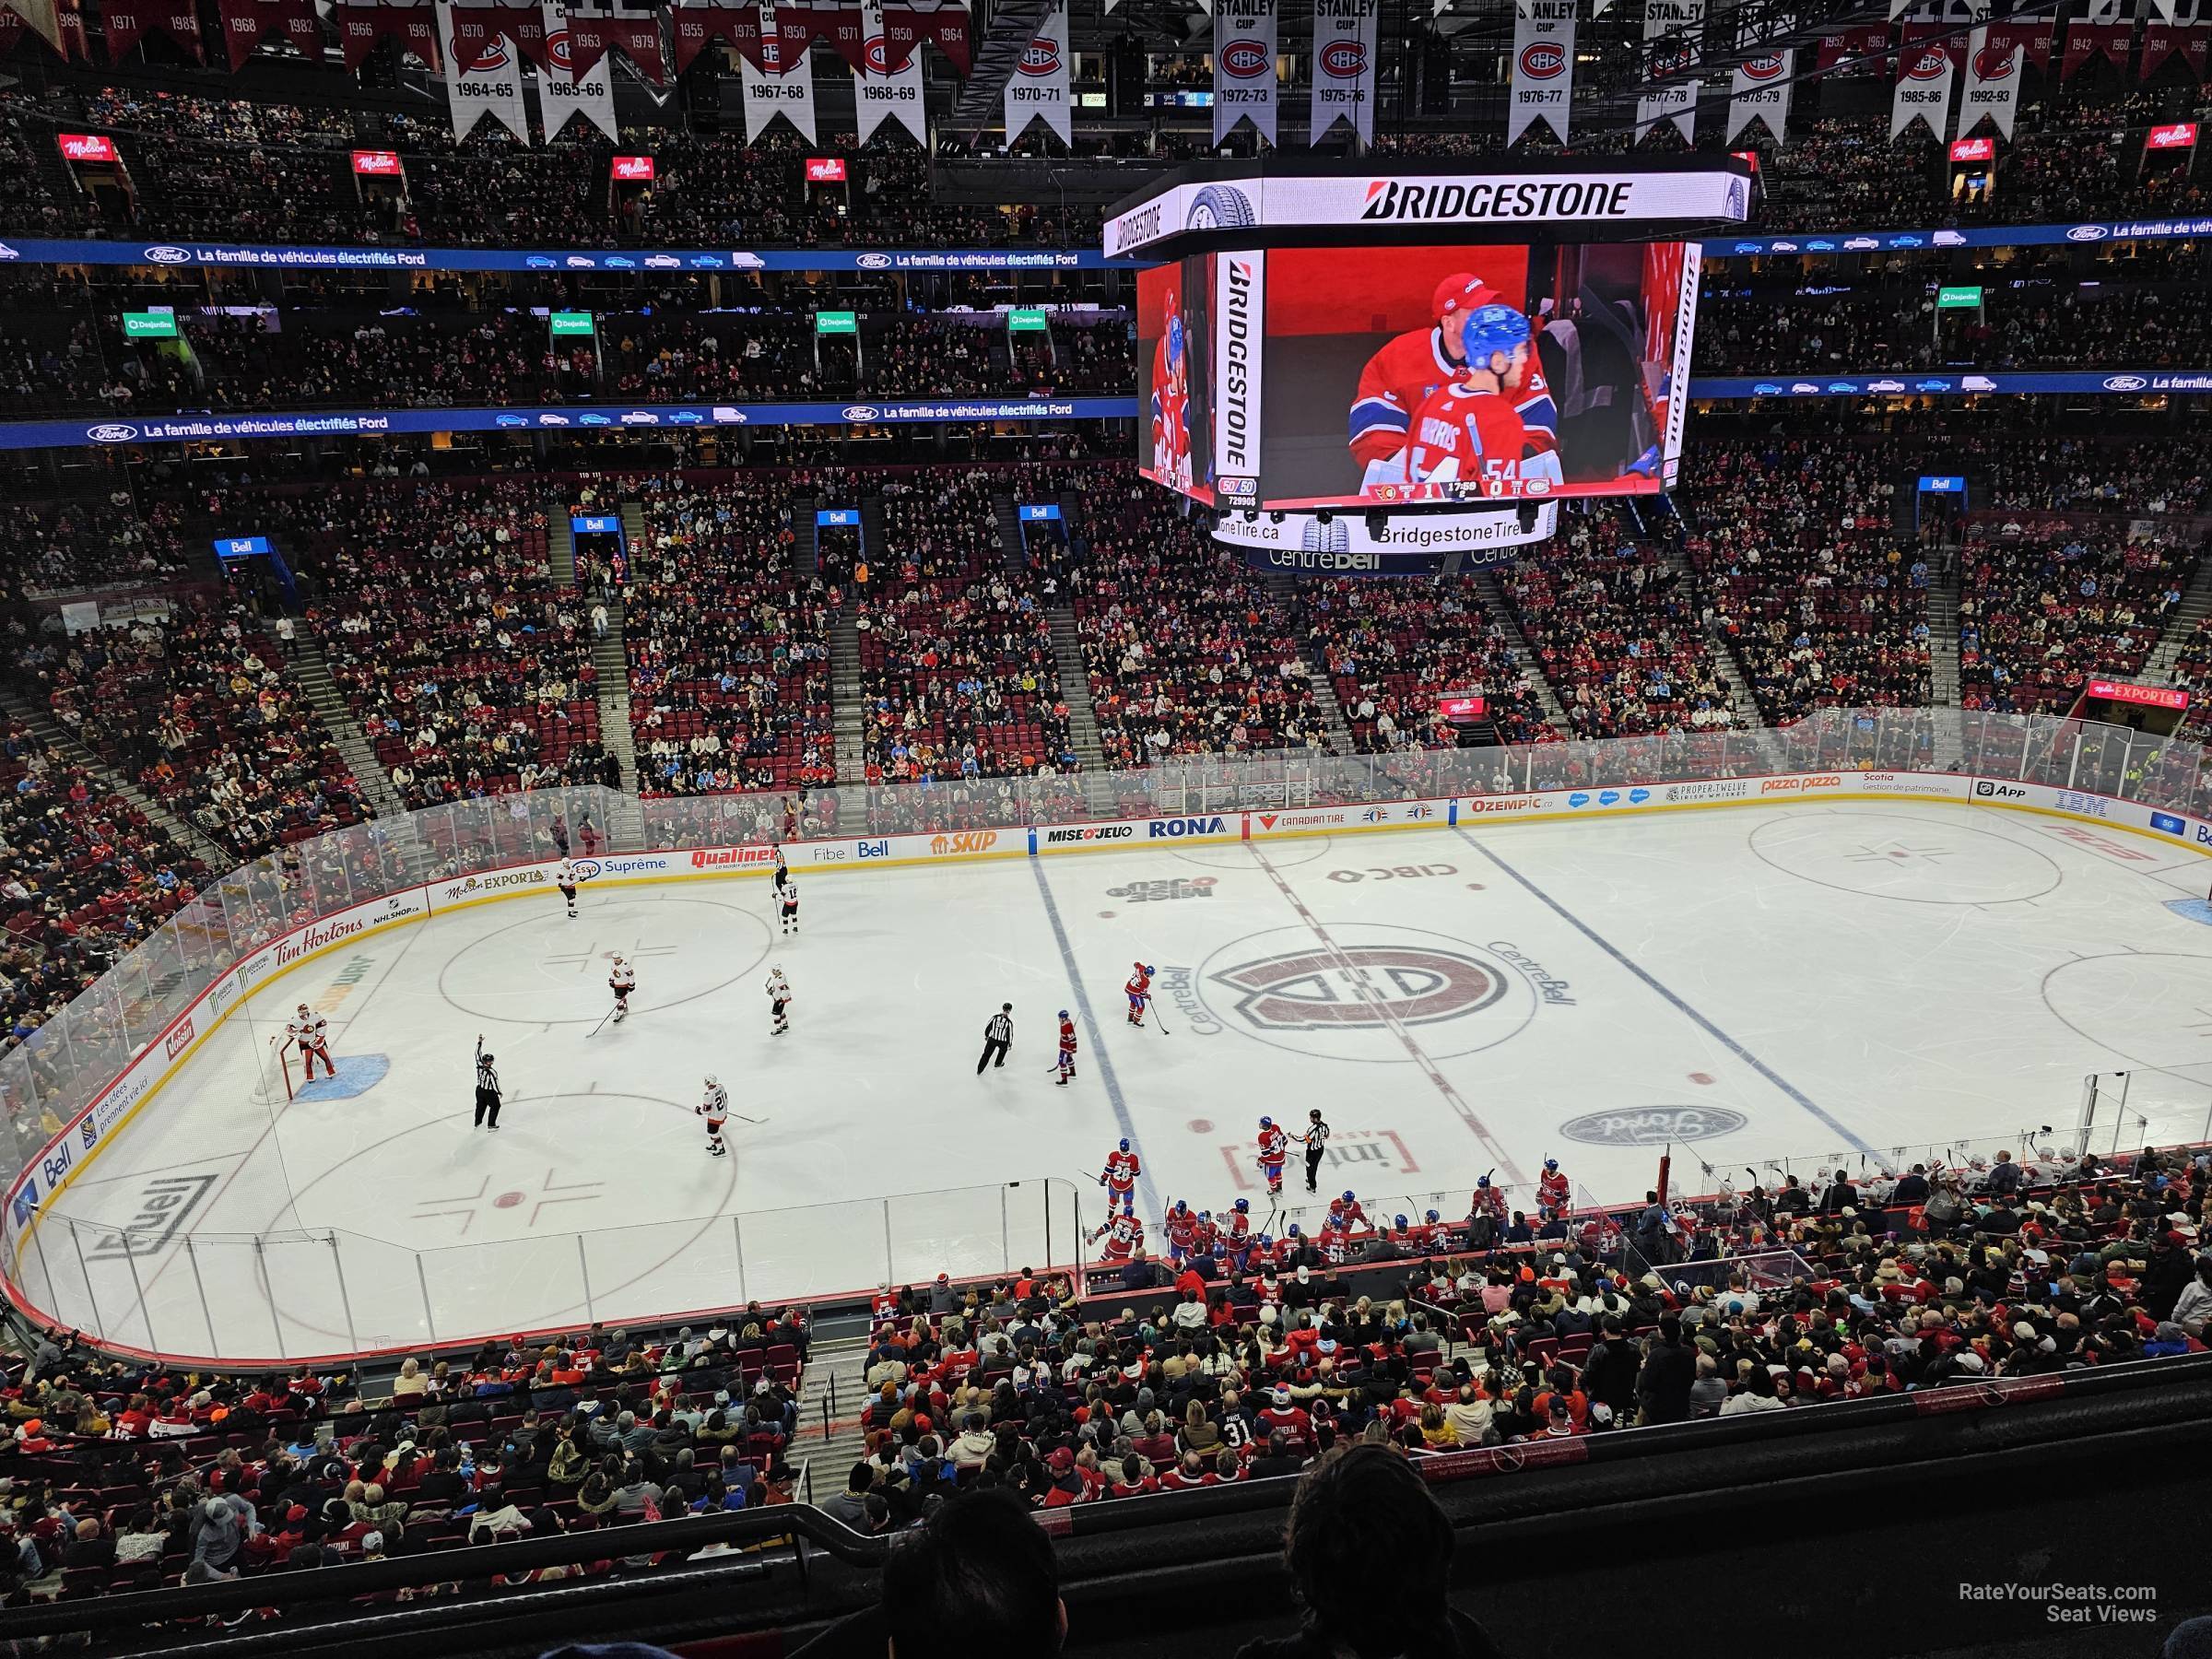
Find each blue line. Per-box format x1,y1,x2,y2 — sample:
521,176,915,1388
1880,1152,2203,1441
1029,860,1162,1222
1455,829,1877,1156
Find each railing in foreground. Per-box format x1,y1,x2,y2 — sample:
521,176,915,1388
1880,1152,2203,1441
2,705,2207,1359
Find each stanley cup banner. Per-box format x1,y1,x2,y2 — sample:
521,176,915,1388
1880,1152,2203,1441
440,0,531,141
1636,0,1704,143
1309,0,1377,146
541,5,617,140
1004,0,1072,145
1959,23,2023,138
1507,0,1577,146
1892,22,1957,139
1214,0,1279,145
852,0,926,143
743,0,818,140
1726,40,1794,141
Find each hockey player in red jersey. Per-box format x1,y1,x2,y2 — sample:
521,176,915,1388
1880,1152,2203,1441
1091,1210,1146,1264
1333,1190,1372,1234
1350,272,1559,492
1100,1139,1140,1216
1405,305,1566,491
1537,1158,1571,1211
1255,1116,1288,1196
1124,962,1154,1028
1150,293,1193,491
1223,1198,1254,1271
1054,1010,1078,1087
1165,1200,1200,1265
1472,1173,1508,1226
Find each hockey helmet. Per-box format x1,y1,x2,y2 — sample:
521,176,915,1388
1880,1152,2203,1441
1259,1116,1273,1129
1171,1199,1187,1214
1425,1209,1440,1223
1234,1199,1249,1213
1118,1137,1130,1152
1144,964,1156,976
1058,1009,1069,1019
1545,1159,1559,1171
1477,1175,1492,1188
1308,1108,1324,1121
705,1073,718,1087
1342,1190,1356,1203
297,1003,310,1015
1394,1214,1408,1229
1287,1224,1301,1238
1458,302,1532,370
1166,312,1184,369
481,1053,494,1065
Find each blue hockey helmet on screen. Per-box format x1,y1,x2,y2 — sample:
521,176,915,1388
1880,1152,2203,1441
1458,302,1532,368
1166,314,1184,368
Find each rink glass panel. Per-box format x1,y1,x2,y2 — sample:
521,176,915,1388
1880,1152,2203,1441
4,710,2206,1359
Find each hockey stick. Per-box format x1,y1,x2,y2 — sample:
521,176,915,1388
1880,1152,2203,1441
1150,1009,1171,1036
587,1004,618,1039
727,1112,769,1125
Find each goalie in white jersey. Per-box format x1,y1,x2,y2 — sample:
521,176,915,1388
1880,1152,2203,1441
699,1073,729,1158
608,954,636,1024
288,1003,335,1081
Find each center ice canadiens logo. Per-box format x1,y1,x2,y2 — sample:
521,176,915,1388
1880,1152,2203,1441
1196,924,1540,1064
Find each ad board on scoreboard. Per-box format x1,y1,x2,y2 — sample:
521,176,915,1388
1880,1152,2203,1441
1140,239,1699,510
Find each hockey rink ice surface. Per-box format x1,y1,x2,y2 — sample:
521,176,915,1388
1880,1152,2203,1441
29,797,2212,1357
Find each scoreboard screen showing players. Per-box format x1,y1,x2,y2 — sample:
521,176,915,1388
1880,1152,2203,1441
1139,238,1700,510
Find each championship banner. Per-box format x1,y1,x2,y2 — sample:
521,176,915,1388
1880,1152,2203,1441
1214,0,1278,146
541,4,617,139
567,6,665,80
0,0,76,57
2139,20,2207,78
742,0,817,140
439,0,529,140
882,0,966,73
672,2,745,72
338,0,439,69
1727,38,1793,144
1309,0,1377,146
100,0,203,61
2061,20,2132,78
218,0,323,68
1507,0,1576,146
1815,23,1888,71
1004,0,1071,146
1636,0,1703,144
1959,25,2023,137
852,0,925,143
1892,23,1957,140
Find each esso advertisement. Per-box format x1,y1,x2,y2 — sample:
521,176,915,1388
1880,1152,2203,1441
351,150,404,176
58,135,118,162
612,156,656,181
2147,123,2199,151
806,157,850,182
1947,135,1996,162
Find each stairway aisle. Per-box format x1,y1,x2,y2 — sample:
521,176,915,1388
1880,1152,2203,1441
794,1335,873,1484
1469,571,1573,735
0,689,229,869
1266,574,1355,754
2142,553,2212,687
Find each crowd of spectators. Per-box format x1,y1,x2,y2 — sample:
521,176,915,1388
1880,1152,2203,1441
1498,509,1739,739
301,481,610,808
854,467,1076,782
26,599,367,860
1305,578,1553,753
1957,521,2194,712
1695,280,2212,374
617,474,837,795
1674,441,1935,722
0,1310,812,1609
0,495,191,600
1070,477,1335,767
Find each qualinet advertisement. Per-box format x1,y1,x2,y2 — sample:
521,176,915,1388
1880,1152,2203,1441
1102,169,1749,259
1256,240,1698,510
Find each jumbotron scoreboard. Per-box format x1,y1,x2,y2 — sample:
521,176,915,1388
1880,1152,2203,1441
1106,159,1749,571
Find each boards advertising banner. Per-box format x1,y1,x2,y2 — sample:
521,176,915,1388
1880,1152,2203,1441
851,0,926,143
743,0,818,141
541,5,618,140
440,0,530,142
1213,0,1279,146
1636,0,1704,143
1004,0,1072,145
1308,0,1377,146
1508,0,1577,146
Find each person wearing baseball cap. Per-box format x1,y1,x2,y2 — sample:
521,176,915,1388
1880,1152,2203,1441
1349,268,1559,491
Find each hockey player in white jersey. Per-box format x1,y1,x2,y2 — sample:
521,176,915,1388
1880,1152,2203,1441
608,954,636,1024
699,1073,729,1158
766,966,792,1035
288,1003,335,1081
557,857,581,919
779,879,799,936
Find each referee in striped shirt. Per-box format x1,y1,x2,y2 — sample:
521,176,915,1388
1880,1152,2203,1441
977,1004,1014,1075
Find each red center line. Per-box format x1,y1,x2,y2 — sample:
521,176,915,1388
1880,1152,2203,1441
1247,846,1530,1190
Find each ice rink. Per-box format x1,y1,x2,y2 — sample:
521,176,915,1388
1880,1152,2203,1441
28,796,2212,1359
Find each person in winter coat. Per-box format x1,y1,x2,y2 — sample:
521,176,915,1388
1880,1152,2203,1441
189,1496,250,1570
